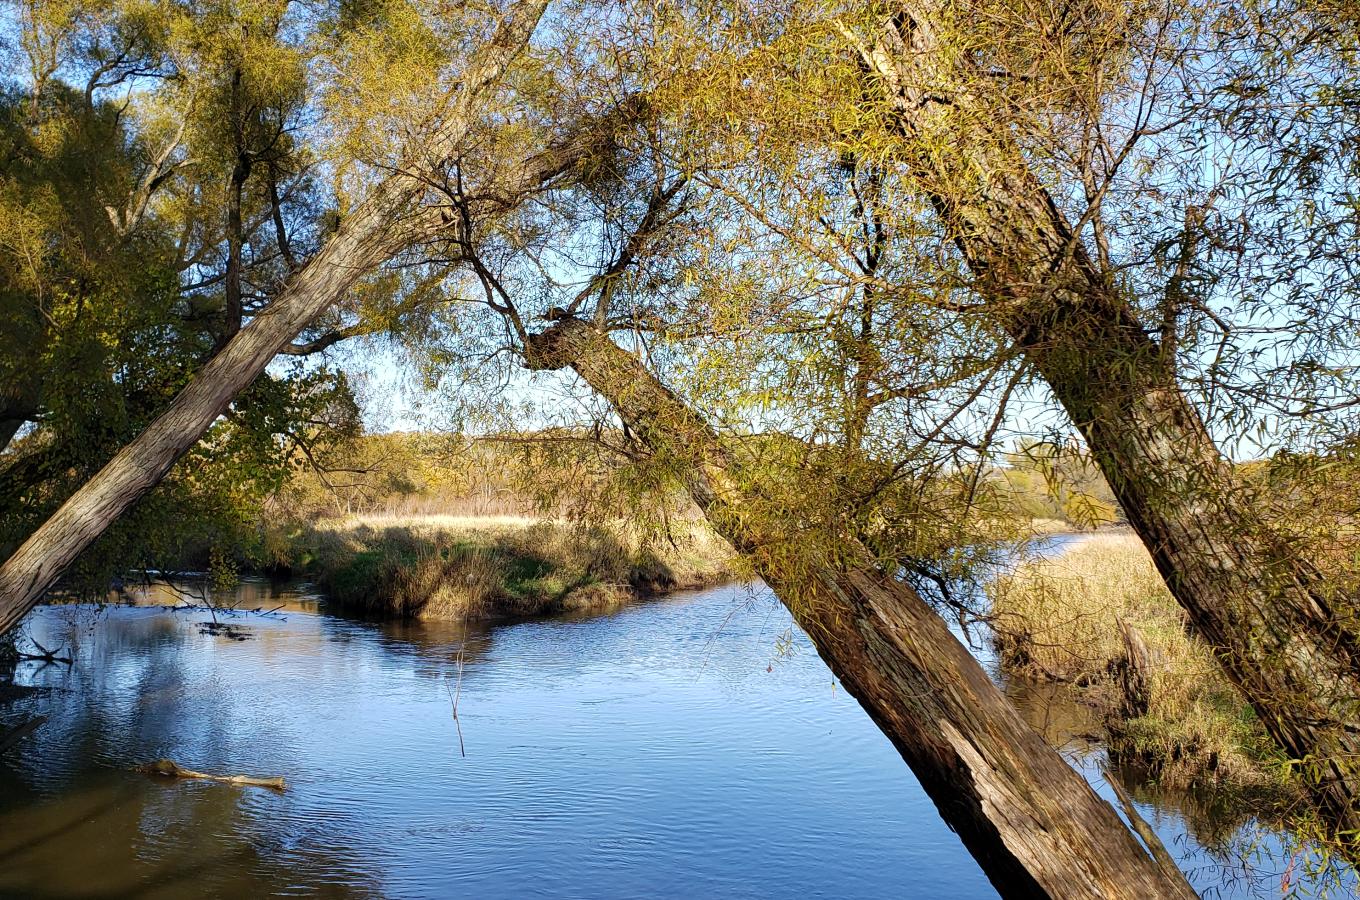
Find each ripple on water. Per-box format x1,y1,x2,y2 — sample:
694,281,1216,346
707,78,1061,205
0,580,1348,899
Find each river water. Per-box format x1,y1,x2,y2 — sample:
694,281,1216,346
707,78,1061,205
0,580,1346,898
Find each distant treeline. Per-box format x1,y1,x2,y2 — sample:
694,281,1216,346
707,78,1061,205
12,423,1355,592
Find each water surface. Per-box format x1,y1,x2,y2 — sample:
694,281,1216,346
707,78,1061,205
0,580,1342,898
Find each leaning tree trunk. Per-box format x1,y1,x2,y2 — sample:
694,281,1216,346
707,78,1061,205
847,7,1360,833
524,313,1195,900
0,0,552,637
1017,268,1360,834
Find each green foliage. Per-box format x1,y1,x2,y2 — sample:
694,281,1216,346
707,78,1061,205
0,0,368,592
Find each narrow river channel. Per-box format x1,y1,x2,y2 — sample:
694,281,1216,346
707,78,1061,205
0,580,1343,898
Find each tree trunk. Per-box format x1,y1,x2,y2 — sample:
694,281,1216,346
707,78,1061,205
221,148,251,347
851,9,1360,834
524,313,1195,899
1019,280,1360,832
0,0,552,637
1115,620,1160,721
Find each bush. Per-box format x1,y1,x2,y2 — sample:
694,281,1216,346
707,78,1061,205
293,514,737,620
989,534,1288,788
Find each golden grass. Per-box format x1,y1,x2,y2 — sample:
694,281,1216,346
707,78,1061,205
990,534,1287,788
311,513,545,532
288,515,738,621
1024,516,1091,536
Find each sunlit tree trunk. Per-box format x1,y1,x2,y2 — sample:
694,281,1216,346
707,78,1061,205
848,8,1360,832
1017,264,1360,833
0,0,552,637
524,313,1196,900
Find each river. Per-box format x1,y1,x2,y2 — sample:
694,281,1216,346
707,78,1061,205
0,579,1347,898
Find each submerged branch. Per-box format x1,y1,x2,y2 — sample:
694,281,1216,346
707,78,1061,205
0,717,47,755
138,759,286,791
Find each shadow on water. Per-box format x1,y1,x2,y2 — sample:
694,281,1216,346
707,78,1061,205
1004,672,1357,897
0,577,1352,898
0,777,375,899
1006,676,1269,842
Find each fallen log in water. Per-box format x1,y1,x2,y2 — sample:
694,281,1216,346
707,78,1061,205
0,716,46,755
138,758,286,791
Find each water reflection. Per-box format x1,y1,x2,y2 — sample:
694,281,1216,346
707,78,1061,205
1003,673,1356,898
0,580,1350,898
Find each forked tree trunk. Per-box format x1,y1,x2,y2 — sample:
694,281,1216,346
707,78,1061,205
849,8,1360,833
524,313,1195,899
0,0,552,636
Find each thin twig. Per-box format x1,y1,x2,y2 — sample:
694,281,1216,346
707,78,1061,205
446,650,466,758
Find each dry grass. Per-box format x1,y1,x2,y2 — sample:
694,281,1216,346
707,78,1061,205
311,513,545,532
287,515,738,621
990,534,1288,789
1024,517,1095,536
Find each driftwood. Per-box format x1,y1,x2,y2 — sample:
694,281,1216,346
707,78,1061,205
139,758,286,791
1115,619,1162,720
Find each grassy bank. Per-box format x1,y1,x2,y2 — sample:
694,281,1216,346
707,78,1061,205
989,534,1289,790
275,514,738,620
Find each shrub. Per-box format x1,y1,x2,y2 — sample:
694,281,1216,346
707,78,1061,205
990,534,1288,789
294,514,737,620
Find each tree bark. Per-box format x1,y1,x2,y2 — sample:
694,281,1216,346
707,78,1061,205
221,148,251,347
0,0,553,637
523,313,1195,899
849,8,1360,833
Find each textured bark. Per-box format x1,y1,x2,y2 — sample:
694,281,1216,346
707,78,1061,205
524,314,1195,899
221,148,251,346
0,0,552,637
1115,621,1159,721
1032,292,1360,833
851,8,1360,833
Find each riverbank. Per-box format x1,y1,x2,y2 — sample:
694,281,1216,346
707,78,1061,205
273,514,738,620
988,533,1292,791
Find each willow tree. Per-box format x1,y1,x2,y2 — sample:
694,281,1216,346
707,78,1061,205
842,1,1360,834
288,28,1196,884
525,315,1198,899
0,0,1327,890
626,0,1360,835
0,0,377,582
1,0,317,451
0,0,567,630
